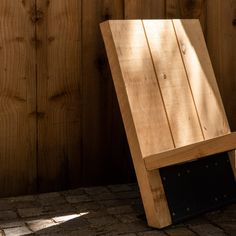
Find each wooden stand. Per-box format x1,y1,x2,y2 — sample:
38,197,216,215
100,19,236,228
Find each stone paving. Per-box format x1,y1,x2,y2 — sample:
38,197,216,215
0,183,235,235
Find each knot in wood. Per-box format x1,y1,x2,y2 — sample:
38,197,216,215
161,73,167,80
233,19,236,26
31,10,44,23
181,44,186,54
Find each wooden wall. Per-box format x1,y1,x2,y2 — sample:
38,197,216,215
0,0,235,196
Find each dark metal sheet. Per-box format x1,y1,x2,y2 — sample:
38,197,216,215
160,152,236,223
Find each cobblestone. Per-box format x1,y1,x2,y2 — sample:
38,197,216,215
0,221,25,229
0,183,235,235
87,216,118,227
65,194,92,204
108,184,133,193
137,231,167,236
116,213,142,223
189,223,227,236
165,227,197,236
3,226,32,235
18,207,44,218
107,205,134,215
0,210,18,221
27,219,58,232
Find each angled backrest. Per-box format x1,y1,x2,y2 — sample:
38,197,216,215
101,20,230,160
101,20,236,228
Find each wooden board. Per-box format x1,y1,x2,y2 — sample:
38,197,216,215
36,0,82,191
82,0,133,186
145,132,236,170
125,0,165,19
0,0,235,196
143,20,203,147
101,20,172,228
207,0,236,130
173,19,230,139
0,0,37,196
166,0,207,35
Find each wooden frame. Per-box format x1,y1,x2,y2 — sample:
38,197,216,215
100,19,236,228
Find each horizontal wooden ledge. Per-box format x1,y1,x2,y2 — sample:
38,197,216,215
144,132,236,170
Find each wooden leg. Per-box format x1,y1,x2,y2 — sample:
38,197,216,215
228,150,236,180
145,170,172,228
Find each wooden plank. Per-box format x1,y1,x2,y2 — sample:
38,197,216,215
166,0,207,35
166,0,182,18
0,0,37,196
36,0,82,191
143,20,203,147
125,0,165,19
109,20,174,157
173,19,230,139
206,1,236,176
82,0,130,185
206,0,221,84
144,132,236,170
228,150,236,180
100,20,172,228
207,0,236,131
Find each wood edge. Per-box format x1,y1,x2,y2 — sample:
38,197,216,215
228,150,236,180
100,21,172,228
144,132,236,170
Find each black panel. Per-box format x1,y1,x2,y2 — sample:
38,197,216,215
160,152,236,223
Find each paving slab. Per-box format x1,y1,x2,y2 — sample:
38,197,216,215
0,183,235,235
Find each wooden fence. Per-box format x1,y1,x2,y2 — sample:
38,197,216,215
0,0,235,196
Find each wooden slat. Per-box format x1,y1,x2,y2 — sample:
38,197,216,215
0,0,37,196
109,20,174,157
228,150,236,180
36,0,82,191
207,0,236,131
173,19,230,139
143,20,203,147
166,0,207,35
145,132,236,170
100,20,172,228
125,0,165,19
82,0,127,185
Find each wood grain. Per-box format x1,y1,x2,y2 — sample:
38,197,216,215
125,0,165,19
82,0,127,186
166,0,207,34
101,20,171,228
0,0,37,196
36,0,82,191
145,132,236,170
207,0,236,131
143,20,203,147
101,18,236,228
0,0,235,196
173,19,230,139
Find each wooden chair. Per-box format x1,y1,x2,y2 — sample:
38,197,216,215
100,19,236,228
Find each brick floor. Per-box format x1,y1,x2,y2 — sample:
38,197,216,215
0,183,235,235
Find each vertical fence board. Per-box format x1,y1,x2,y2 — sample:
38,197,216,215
0,0,37,196
0,0,235,196
82,0,131,185
36,0,82,191
207,0,236,130
166,0,207,34
125,0,165,19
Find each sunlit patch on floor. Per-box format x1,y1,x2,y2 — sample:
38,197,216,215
27,212,90,233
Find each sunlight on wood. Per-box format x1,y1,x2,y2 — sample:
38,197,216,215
173,20,230,139
143,20,204,147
